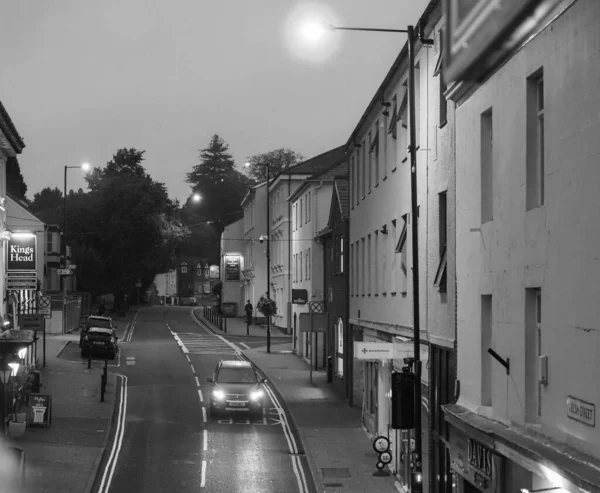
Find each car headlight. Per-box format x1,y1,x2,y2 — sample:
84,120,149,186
250,390,264,401
212,389,225,400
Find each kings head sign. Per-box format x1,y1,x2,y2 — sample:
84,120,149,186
7,235,37,271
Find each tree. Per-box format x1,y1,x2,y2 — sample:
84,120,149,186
29,187,63,225
245,148,303,182
185,135,254,231
6,156,27,199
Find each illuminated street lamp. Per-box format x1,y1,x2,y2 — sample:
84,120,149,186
245,161,272,354
192,193,202,203
299,20,432,490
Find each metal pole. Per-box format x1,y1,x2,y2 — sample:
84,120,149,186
266,164,271,354
63,166,67,334
408,25,423,482
0,380,5,436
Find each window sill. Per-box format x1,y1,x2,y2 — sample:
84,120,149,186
401,291,407,297
439,120,448,129
382,292,387,296
368,294,371,297
391,167,397,173
374,294,379,297
368,190,372,195
391,292,397,296
402,157,408,163
375,183,379,188
361,196,365,201
382,176,387,181
361,294,365,297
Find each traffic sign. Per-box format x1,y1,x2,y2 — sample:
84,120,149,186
67,264,77,269
6,277,37,289
39,296,51,308
57,269,73,276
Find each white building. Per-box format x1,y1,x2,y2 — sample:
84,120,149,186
241,181,268,312
220,218,244,316
154,270,177,299
290,159,347,365
267,147,345,336
446,1,600,492
346,2,455,490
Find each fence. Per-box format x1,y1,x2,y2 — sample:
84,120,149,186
202,306,227,333
62,299,81,334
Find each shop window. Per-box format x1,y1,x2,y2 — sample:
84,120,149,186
336,318,344,376
181,261,188,274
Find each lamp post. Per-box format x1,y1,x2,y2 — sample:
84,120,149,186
245,161,271,353
305,22,433,490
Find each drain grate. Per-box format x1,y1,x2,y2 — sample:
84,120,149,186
323,483,344,488
321,467,351,478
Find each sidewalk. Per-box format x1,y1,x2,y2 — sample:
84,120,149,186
244,344,402,493
194,309,293,340
3,309,137,493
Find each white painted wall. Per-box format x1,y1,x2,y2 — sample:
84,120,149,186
455,0,600,458
221,218,245,315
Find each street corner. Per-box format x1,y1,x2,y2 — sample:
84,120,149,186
57,340,122,368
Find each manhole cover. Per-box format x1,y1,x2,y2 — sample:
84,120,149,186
321,468,351,478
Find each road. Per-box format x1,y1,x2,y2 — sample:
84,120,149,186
93,306,309,493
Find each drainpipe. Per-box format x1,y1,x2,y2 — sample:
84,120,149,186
288,175,294,348
344,217,352,406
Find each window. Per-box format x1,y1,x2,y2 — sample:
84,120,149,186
308,248,311,280
300,197,303,226
391,219,398,293
414,64,421,147
481,295,492,406
367,234,372,295
361,238,366,295
382,109,388,178
336,318,344,376
308,191,311,222
361,141,366,198
366,362,378,416
388,95,398,139
374,232,379,295
181,262,188,274
434,192,447,293
526,288,542,422
350,244,354,295
527,70,544,209
398,86,408,162
368,130,373,193
335,236,344,274
350,156,355,209
395,215,408,294
434,29,448,126
355,150,361,205
46,233,53,253
481,108,493,223
370,122,380,185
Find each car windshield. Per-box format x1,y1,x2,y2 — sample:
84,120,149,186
89,328,112,336
89,318,112,329
217,368,256,384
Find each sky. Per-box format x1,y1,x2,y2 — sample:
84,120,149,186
1,0,429,205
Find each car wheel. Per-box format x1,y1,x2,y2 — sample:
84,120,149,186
209,405,218,419
251,408,263,421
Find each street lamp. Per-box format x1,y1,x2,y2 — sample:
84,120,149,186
302,21,432,490
192,193,202,203
245,161,272,354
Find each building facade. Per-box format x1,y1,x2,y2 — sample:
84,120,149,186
241,182,268,312
220,218,244,316
346,2,455,491
290,158,347,367
318,176,351,400
445,1,600,492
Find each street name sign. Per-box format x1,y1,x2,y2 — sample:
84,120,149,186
57,269,73,276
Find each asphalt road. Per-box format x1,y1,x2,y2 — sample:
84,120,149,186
94,306,306,493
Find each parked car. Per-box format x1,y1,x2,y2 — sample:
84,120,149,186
80,316,119,360
206,360,267,419
179,297,198,306
79,316,116,347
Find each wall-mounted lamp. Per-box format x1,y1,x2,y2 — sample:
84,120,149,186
380,95,391,116
380,225,388,235
353,141,362,148
488,348,510,375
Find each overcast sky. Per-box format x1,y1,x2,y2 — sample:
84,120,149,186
1,0,428,204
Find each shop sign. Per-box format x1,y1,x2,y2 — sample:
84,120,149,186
209,265,220,279
292,289,308,304
566,396,595,427
450,428,502,492
7,235,36,271
225,256,240,281
354,342,394,360
27,394,52,427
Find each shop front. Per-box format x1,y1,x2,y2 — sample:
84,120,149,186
444,403,600,493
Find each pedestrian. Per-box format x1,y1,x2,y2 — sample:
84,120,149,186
244,300,253,330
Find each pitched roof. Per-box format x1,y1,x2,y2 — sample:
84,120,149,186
0,101,25,153
311,160,348,181
284,145,346,176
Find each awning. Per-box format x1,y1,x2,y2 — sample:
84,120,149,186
443,403,600,493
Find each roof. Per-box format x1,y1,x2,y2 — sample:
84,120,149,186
0,101,25,154
6,192,45,226
285,146,346,176
219,360,252,368
288,160,349,203
89,316,112,321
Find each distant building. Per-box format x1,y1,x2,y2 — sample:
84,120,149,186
220,218,244,316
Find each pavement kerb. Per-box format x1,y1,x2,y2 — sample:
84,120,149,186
55,340,70,358
83,373,120,493
241,348,323,493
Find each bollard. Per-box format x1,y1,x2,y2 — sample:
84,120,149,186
327,356,333,383
88,356,92,369
224,317,227,333
100,374,106,402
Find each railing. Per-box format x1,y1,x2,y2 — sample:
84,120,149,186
62,299,80,334
202,306,227,333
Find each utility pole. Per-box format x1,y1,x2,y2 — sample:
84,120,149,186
266,164,271,354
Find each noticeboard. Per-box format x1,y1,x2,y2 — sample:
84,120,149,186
27,394,52,427
225,256,240,281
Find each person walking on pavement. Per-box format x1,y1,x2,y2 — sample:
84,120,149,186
244,300,253,334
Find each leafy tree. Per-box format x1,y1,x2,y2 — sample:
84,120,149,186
245,148,303,182
6,156,27,199
185,135,254,230
29,187,63,225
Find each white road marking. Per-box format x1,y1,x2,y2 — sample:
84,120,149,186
198,389,203,401
172,333,189,353
190,365,196,374
98,374,128,493
202,407,207,423
185,355,191,363
203,429,207,451
171,332,239,355
195,376,200,387
240,342,250,350
201,460,206,487
126,357,135,366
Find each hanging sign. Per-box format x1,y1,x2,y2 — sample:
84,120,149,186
225,256,240,281
7,235,36,271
